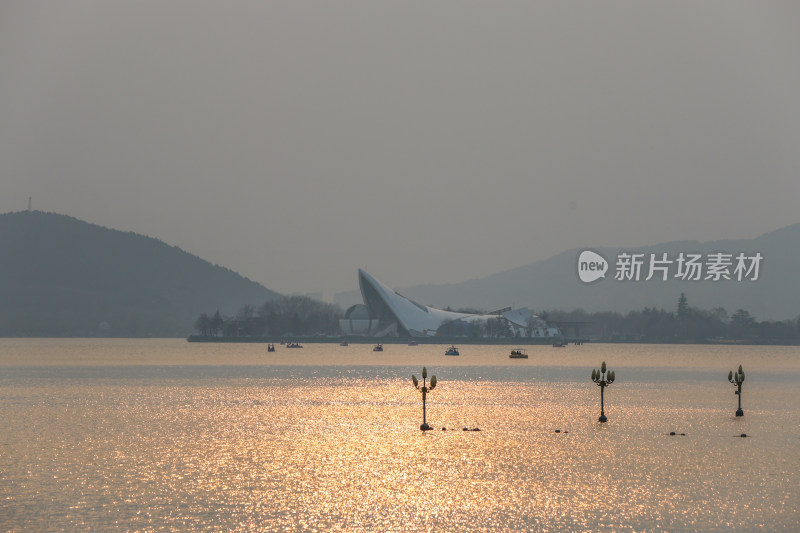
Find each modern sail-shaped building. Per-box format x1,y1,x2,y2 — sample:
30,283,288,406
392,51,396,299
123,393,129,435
339,269,561,338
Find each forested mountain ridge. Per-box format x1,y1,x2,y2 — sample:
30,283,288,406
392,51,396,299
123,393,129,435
0,210,280,336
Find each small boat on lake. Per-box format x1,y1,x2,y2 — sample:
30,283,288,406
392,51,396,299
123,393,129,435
509,349,528,359
373,344,383,352
445,345,460,356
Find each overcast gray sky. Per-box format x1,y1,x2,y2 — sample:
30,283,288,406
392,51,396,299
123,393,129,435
2,1,799,299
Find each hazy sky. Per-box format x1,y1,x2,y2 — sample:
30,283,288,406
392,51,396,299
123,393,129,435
2,1,799,299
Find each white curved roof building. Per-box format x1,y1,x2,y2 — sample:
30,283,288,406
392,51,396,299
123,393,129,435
340,269,561,338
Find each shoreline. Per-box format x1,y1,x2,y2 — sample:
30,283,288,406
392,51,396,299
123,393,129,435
185,335,800,346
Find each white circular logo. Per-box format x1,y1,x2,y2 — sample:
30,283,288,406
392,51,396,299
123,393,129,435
578,250,608,283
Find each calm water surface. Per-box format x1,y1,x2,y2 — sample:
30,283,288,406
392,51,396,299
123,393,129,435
1,339,798,531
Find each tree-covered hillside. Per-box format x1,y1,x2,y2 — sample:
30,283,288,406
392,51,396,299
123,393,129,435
0,211,280,337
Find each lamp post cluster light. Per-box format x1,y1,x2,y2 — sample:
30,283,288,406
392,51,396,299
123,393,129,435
410,361,748,430
728,365,745,417
412,366,436,431
591,361,615,423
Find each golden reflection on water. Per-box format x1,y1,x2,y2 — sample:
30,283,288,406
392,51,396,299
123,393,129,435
1,340,799,531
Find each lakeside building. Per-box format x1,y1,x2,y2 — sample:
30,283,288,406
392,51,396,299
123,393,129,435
339,269,562,338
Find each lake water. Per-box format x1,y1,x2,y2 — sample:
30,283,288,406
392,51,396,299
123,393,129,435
1,339,798,531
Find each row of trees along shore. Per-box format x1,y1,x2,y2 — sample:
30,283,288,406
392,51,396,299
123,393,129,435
542,293,800,343
193,293,800,343
194,296,341,337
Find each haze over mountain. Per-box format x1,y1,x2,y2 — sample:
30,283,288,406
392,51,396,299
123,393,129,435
335,224,800,322
2,3,799,298
0,211,280,337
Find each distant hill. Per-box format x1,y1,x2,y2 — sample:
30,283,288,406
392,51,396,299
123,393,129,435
335,224,800,321
0,211,280,337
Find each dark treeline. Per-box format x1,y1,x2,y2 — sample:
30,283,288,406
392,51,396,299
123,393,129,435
194,293,800,343
436,315,509,338
443,296,800,342
194,295,343,337
540,293,800,343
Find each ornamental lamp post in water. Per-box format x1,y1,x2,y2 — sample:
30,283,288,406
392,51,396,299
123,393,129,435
412,366,437,431
591,361,615,423
728,365,745,417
